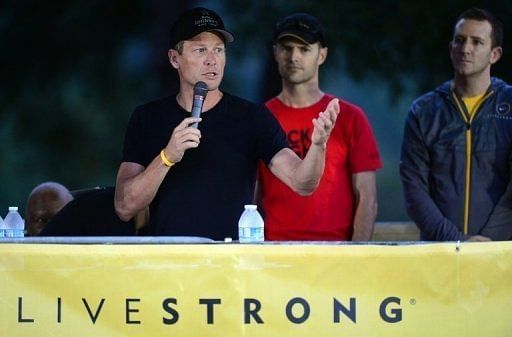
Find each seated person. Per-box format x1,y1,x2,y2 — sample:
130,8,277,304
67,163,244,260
25,181,74,236
40,186,144,236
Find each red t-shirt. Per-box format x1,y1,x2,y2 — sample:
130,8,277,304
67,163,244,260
258,94,382,240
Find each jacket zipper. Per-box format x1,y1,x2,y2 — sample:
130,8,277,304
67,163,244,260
451,90,493,234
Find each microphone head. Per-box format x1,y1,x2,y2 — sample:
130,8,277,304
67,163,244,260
193,81,208,98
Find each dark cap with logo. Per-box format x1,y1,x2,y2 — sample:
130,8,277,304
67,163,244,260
274,13,326,46
169,7,234,48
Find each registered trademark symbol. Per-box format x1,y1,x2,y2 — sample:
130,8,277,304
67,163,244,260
409,298,416,305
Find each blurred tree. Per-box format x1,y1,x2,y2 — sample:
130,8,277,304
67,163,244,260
224,0,512,101
0,0,185,212
221,0,512,221
0,0,511,220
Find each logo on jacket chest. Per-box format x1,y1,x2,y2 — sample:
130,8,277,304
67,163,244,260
487,103,512,120
287,128,311,159
496,103,511,115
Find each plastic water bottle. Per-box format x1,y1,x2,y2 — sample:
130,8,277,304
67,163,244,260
238,205,264,242
0,215,5,238
4,207,25,238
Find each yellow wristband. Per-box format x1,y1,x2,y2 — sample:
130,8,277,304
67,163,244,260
160,149,174,167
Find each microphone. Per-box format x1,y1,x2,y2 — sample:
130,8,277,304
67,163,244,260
191,81,208,128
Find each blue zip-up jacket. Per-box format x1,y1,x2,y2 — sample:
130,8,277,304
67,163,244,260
400,78,512,241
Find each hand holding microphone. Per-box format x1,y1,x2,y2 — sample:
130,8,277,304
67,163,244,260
164,82,208,164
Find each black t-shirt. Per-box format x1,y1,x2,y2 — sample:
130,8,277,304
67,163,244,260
40,187,136,236
121,93,287,240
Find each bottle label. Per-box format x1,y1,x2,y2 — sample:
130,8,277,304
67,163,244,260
13,230,25,238
239,227,264,243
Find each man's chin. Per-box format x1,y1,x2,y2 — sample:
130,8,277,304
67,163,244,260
454,67,471,76
202,78,223,90
285,76,306,85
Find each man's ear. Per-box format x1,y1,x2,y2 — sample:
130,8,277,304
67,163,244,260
490,46,503,65
318,46,328,66
168,49,179,69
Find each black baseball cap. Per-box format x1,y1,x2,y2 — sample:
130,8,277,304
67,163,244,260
274,13,326,46
169,7,234,48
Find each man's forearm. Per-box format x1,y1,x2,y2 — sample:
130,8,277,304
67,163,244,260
115,155,170,221
268,98,338,196
292,143,326,195
351,172,378,241
351,200,377,241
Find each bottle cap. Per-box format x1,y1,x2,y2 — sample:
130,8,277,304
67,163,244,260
8,206,18,211
244,205,257,210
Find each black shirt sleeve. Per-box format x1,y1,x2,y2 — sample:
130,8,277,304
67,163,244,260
121,106,145,165
254,104,288,165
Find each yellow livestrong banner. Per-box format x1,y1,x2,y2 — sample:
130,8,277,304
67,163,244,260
1,242,512,337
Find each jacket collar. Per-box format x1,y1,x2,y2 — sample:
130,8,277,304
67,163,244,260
436,77,506,96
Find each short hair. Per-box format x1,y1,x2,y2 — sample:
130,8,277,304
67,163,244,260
173,41,184,54
455,8,503,48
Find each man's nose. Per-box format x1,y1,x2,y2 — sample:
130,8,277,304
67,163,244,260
204,50,217,65
460,39,472,53
289,48,301,62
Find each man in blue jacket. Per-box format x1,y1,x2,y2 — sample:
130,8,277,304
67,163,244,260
400,8,512,241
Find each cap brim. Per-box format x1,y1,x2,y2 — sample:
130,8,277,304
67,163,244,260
276,31,317,45
210,29,234,43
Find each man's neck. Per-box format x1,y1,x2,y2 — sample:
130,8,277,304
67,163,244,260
453,73,491,97
278,82,324,108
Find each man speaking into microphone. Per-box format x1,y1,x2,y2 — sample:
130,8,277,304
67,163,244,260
114,7,339,240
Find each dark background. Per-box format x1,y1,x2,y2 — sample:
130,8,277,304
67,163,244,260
1,0,511,221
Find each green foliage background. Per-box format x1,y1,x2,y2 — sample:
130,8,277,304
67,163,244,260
1,0,511,220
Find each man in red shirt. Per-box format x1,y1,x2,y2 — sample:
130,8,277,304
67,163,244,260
257,13,382,241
